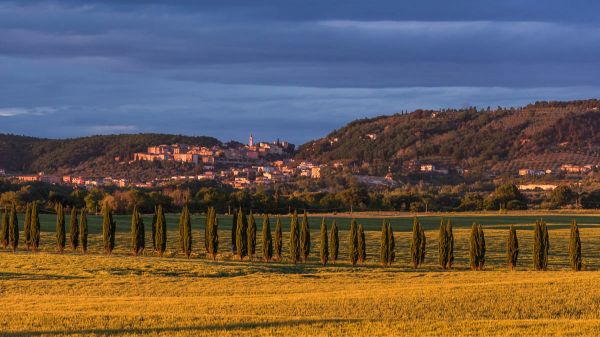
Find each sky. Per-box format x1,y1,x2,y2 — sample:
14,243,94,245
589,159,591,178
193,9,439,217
2,1,600,145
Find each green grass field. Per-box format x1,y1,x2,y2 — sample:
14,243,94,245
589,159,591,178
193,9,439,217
3,213,600,336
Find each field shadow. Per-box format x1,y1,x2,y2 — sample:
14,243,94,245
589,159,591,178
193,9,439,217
2,318,359,336
0,272,85,281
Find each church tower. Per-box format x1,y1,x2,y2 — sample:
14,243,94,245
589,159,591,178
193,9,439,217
249,133,254,147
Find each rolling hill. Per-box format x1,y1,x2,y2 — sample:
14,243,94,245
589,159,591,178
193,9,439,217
296,99,600,175
0,133,220,174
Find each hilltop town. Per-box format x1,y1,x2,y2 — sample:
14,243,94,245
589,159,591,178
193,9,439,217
7,134,325,190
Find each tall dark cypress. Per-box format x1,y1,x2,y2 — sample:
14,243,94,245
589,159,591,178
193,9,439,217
247,211,257,260
380,220,389,267
8,204,19,252
507,225,519,270
569,220,581,271
180,206,186,253
1,208,8,249
136,208,145,255
349,219,358,266
102,201,116,255
23,203,31,249
419,226,426,266
208,208,219,260
236,208,248,260
300,210,310,262
357,224,366,263
446,220,454,269
478,224,486,270
231,208,237,255
69,207,79,250
182,206,192,258
330,219,339,264
289,210,300,264
533,220,549,271
204,207,213,253
387,222,395,265
469,223,481,270
438,219,447,268
274,215,282,261
151,205,158,252
410,217,424,268
155,205,166,256
131,206,140,255
56,203,66,253
79,208,88,253
319,218,328,266
262,214,273,262
30,203,40,252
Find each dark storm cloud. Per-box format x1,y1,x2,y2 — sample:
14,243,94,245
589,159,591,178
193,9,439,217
1,1,600,142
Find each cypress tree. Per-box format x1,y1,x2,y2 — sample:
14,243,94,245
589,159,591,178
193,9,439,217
349,219,358,266
569,220,582,271
419,226,426,266
23,203,31,249
319,218,328,266
69,207,79,250
56,203,66,253
236,208,248,260
208,207,219,260
182,205,192,258
231,208,237,255
151,205,158,252
289,210,300,264
446,220,454,269
300,210,311,262
533,220,549,271
261,214,273,262
469,223,481,270
438,219,447,269
330,220,339,264
247,211,257,260
131,206,146,255
131,206,139,254
205,207,214,253
155,205,166,256
102,201,117,255
410,217,425,268
1,208,8,249
387,222,395,265
380,220,389,267
30,203,40,252
79,208,88,253
507,225,519,270
8,204,18,252
478,224,486,270
180,206,186,253
357,224,366,264
274,215,282,261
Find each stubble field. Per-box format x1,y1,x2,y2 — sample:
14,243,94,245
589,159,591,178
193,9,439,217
2,214,600,336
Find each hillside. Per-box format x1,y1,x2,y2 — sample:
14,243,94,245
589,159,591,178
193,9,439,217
296,99,600,174
0,133,221,174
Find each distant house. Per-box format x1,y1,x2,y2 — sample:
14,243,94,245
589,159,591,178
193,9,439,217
518,184,557,191
518,169,546,176
420,164,448,175
561,164,593,174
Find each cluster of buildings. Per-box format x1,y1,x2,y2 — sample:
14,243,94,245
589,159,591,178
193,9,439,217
518,164,596,177
4,135,326,190
132,134,294,166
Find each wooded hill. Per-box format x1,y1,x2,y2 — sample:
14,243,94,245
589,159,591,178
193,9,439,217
296,99,600,175
0,133,220,174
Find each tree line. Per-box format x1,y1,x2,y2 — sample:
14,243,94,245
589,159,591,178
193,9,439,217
0,204,585,271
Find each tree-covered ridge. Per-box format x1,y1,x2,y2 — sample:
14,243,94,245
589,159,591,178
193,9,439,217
296,99,600,172
0,133,221,173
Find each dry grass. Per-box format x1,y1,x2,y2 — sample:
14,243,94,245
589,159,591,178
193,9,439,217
3,225,600,336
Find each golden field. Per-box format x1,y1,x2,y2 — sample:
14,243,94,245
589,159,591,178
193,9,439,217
2,223,600,336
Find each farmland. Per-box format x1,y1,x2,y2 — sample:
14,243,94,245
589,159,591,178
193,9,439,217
2,213,600,336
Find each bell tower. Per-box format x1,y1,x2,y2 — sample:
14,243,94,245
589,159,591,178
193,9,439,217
249,133,254,147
